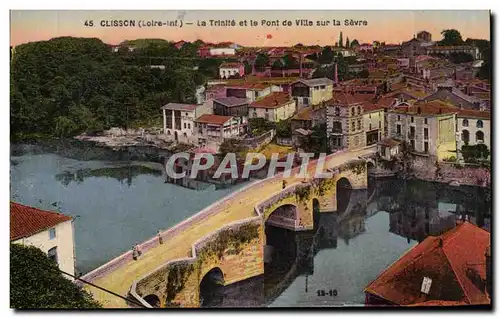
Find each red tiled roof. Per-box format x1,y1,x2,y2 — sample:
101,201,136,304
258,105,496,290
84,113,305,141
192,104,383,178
226,83,269,90
195,114,233,125
457,109,490,120
327,92,376,106
392,100,458,116
220,62,244,69
250,92,293,109
10,202,72,241
292,107,313,121
365,222,491,306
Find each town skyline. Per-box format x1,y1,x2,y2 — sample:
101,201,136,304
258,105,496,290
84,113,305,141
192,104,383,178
10,10,490,47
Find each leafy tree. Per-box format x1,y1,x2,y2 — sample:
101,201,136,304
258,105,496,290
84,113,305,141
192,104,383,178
248,117,274,136
302,123,329,156
350,39,360,48
461,144,490,163
439,29,464,46
10,244,101,308
294,43,304,48
318,47,334,64
243,61,252,74
448,52,474,64
218,139,248,160
282,54,299,69
254,53,269,69
275,119,291,138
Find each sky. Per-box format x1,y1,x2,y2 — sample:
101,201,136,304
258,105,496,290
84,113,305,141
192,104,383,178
10,10,490,47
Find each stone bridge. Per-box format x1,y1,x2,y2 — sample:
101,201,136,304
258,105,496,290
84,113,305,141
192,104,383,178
79,147,376,308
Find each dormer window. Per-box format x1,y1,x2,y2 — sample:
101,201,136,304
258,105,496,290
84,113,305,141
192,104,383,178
476,120,483,128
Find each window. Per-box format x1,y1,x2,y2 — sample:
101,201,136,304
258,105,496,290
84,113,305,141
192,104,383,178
424,118,428,125
357,120,361,130
424,128,429,139
411,116,414,123
335,107,341,116
357,106,361,115
410,126,415,138
379,121,381,129
397,115,401,121
369,123,372,130
476,131,484,143
424,141,429,153
351,121,356,132
47,247,58,264
462,119,469,127
187,123,191,129
410,139,415,149
183,123,186,129
49,228,56,240
397,124,401,135
477,120,483,128
351,108,355,117
369,114,371,119
462,130,470,144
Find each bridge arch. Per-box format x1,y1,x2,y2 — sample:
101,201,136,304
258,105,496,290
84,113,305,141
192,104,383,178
336,177,353,214
143,294,161,308
199,267,225,307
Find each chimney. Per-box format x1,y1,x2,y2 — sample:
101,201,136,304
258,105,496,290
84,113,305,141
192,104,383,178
485,246,492,296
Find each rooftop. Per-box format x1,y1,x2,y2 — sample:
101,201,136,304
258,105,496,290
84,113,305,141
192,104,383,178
219,62,244,69
327,92,375,106
214,96,248,107
391,100,458,116
250,92,293,109
10,202,73,241
161,103,197,112
292,77,333,87
365,222,491,306
195,114,233,125
226,83,270,90
457,109,490,120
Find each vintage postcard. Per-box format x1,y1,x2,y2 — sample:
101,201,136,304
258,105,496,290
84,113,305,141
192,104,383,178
10,10,491,309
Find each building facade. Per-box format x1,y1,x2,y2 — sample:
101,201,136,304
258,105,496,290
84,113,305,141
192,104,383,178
219,62,245,79
161,103,198,140
387,101,457,160
291,78,334,108
10,202,76,278
326,93,367,152
194,114,242,147
456,109,490,151
248,92,297,122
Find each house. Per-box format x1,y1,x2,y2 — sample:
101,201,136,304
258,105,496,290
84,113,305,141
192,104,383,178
290,107,326,147
416,30,432,42
363,102,386,146
291,78,334,108
377,138,401,160
365,222,491,306
225,83,281,103
401,38,428,57
219,62,245,79
194,114,242,147
10,202,75,278
456,109,490,151
209,47,236,56
326,92,374,151
424,85,486,110
248,92,297,122
426,45,481,60
213,97,249,128
387,100,458,161
161,103,198,141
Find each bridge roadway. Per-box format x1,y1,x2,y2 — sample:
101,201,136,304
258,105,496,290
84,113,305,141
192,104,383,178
82,147,375,308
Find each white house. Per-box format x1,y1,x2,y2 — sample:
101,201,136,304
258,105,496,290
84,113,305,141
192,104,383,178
10,202,75,278
209,48,236,56
161,103,199,141
219,62,244,79
456,109,490,151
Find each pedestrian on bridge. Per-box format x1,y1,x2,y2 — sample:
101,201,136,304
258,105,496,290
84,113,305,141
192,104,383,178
157,230,163,245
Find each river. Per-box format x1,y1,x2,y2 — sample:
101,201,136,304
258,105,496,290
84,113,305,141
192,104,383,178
10,142,491,307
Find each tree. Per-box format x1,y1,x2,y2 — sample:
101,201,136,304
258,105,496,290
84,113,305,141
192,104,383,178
282,54,299,69
439,29,464,46
339,32,343,48
345,37,350,48
301,123,329,156
350,39,360,48
254,53,269,69
10,244,101,308
243,61,252,75
461,144,490,163
275,119,292,138
318,47,334,64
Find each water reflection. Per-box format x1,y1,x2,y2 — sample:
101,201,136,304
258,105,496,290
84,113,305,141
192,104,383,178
202,178,490,307
55,165,162,187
